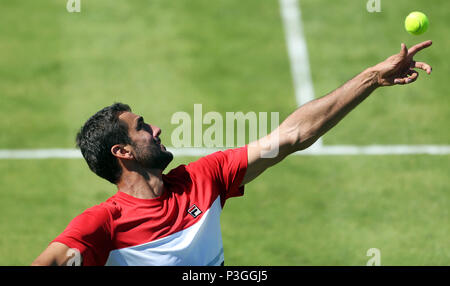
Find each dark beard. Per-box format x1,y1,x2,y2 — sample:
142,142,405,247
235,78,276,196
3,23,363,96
133,142,173,171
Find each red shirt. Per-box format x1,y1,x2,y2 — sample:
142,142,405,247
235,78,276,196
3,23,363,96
52,146,248,266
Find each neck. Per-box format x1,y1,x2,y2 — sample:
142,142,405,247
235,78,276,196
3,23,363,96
116,168,165,199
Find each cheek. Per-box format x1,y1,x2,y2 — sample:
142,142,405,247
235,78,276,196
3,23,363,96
142,133,152,143
132,132,152,144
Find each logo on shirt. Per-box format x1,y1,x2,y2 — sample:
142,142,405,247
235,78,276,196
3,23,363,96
187,204,202,218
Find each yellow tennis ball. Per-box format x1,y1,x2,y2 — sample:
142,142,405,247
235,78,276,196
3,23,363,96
405,12,429,35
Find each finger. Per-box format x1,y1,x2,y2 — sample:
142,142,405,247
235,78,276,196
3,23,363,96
408,40,433,58
394,77,408,85
406,70,419,83
414,61,432,74
394,70,419,85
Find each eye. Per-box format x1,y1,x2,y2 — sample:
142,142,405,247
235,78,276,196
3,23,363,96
142,123,152,134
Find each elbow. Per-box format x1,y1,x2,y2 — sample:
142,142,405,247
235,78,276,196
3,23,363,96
291,125,321,151
278,117,324,152
295,136,320,151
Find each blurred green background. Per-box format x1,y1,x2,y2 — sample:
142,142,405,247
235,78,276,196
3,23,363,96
0,0,448,265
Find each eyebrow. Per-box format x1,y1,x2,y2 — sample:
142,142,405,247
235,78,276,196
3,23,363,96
135,116,144,128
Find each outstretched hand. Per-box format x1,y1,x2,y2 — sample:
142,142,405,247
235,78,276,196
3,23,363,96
374,40,432,86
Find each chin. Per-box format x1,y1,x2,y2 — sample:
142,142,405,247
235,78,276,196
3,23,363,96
152,148,174,171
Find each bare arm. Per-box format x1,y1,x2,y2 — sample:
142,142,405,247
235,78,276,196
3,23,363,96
242,41,433,185
31,242,78,266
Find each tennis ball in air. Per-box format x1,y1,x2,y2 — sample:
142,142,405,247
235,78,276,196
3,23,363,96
405,12,429,35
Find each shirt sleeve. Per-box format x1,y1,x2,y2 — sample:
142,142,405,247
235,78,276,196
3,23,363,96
186,145,248,206
52,204,115,266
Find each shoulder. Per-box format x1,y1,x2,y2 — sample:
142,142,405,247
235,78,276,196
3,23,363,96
88,200,121,219
186,147,248,177
68,200,121,234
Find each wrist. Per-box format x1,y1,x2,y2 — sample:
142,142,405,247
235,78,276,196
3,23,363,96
362,67,382,89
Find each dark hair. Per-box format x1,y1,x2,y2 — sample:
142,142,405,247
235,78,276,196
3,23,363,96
76,102,132,184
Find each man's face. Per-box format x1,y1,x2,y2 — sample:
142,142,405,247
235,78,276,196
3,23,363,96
118,111,173,170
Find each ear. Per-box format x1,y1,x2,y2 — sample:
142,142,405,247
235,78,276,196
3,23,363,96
111,144,134,160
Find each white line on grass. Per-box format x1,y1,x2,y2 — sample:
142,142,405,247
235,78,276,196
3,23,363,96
0,149,83,159
279,0,315,106
279,0,323,149
297,145,450,156
1,145,449,159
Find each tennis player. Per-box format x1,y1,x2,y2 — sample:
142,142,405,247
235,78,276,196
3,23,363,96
32,41,432,266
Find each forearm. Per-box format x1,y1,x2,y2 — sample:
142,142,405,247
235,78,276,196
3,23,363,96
31,242,74,266
280,67,380,151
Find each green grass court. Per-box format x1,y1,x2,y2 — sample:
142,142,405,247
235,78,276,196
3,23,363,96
0,0,448,265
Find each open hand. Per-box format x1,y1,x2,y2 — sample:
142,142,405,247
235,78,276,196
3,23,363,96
374,40,432,86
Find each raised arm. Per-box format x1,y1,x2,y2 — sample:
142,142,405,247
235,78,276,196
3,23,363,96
242,40,432,186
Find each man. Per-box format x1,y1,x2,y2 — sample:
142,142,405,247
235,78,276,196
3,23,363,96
32,41,432,266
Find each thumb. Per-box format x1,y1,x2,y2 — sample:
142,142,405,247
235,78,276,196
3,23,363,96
399,43,408,58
